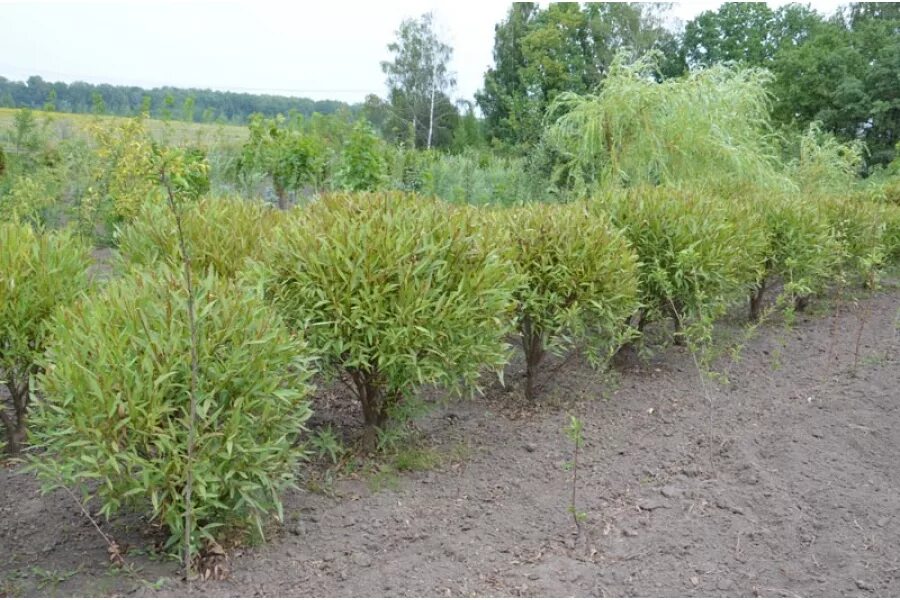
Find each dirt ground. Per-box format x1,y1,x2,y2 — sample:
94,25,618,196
2,287,899,597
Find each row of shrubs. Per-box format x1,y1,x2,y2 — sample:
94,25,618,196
3,187,900,557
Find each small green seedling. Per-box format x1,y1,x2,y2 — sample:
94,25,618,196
564,415,587,529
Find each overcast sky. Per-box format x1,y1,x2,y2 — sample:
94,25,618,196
0,1,846,105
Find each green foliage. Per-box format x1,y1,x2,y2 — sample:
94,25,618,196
82,116,159,233
477,3,682,149
564,415,586,525
208,142,265,197
596,186,767,342
488,202,638,398
240,114,326,208
161,94,175,121
451,102,484,152
381,12,458,150
564,415,584,448
0,169,62,227
169,147,211,200
29,267,314,551
91,92,106,115
181,96,196,123
54,137,96,204
384,146,436,193
0,75,355,125
80,120,210,243
252,191,519,446
0,222,90,454
682,2,779,67
770,6,899,167
9,108,42,157
853,176,900,207
678,2,897,167
416,150,549,205
791,122,864,195
881,203,900,263
116,195,282,280
336,121,387,191
819,195,888,286
43,88,57,113
548,54,789,195
750,193,842,318
308,426,345,464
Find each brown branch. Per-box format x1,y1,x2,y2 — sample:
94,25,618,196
160,166,200,578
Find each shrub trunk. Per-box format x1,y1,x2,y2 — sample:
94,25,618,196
750,277,768,321
348,367,398,451
669,302,686,346
1,376,29,456
274,182,288,211
521,316,546,401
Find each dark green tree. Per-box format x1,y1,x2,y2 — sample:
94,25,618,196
181,95,196,123
682,3,776,68
477,3,681,149
43,88,57,112
451,100,484,152
771,4,899,166
91,91,106,115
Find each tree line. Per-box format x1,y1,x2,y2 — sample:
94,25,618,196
0,75,356,124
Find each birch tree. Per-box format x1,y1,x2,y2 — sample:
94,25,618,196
381,12,457,149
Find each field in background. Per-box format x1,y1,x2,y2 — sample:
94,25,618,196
0,107,248,147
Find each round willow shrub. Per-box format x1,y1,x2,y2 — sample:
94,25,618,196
596,185,767,343
115,195,284,279
749,193,841,319
252,191,519,447
29,267,314,551
0,223,91,455
486,202,639,399
819,195,888,287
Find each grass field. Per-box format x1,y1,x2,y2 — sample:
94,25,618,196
0,107,248,147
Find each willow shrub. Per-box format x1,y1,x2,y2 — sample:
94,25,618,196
0,169,64,227
749,193,841,320
420,151,549,206
29,267,314,552
486,202,639,399
819,196,888,287
596,186,767,344
251,191,520,448
116,195,284,279
0,223,91,455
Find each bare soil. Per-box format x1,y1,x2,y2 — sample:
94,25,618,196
2,288,899,597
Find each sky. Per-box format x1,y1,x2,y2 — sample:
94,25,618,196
0,1,847,105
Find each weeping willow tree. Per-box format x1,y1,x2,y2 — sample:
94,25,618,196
546,52,793,195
